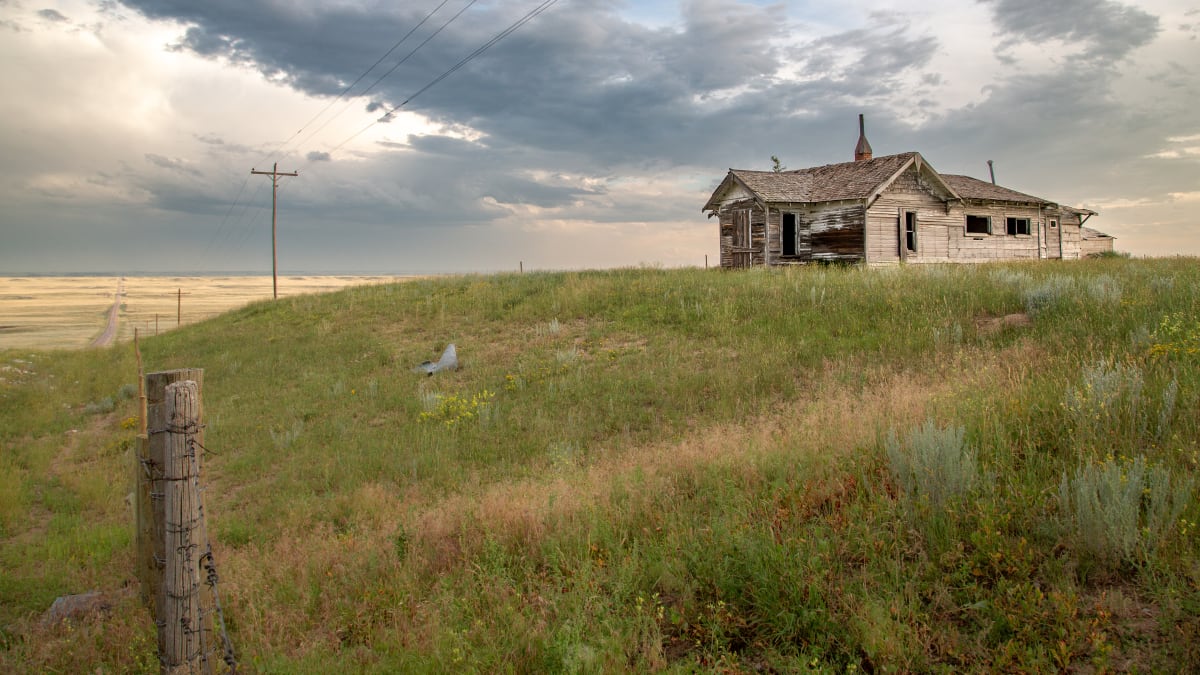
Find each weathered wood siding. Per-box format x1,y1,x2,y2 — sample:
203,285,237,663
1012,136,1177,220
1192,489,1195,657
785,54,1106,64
716,201,767,267
768,203,865,264
865,165,952,263
1044,215,1063,258
809,204,866,262
864,167,1087,264
942,202,1043,262
710,162,1090,268
1056,210,1084,260
1080,234,1114,257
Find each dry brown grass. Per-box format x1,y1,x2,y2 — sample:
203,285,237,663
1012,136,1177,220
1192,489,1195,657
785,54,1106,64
397,342,1043,574
178,341,1047,665
179,338,1055,666
0,275,415,350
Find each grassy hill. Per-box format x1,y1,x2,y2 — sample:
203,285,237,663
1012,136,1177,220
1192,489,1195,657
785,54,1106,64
2,260,1198,672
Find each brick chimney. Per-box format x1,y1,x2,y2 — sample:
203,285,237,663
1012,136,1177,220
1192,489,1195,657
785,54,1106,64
854,114,872,162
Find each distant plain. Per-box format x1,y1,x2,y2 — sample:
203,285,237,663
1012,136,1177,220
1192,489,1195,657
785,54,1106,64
0,275,411,350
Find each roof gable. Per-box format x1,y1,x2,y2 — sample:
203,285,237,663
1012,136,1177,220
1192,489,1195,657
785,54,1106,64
750,152,919,203
703,153,1096,219
704,153,958,211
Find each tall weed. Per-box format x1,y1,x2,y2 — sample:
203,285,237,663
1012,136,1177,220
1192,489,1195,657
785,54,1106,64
1062,361,1183,448
1058,455,1194,566
1022,275,1075,317
886,419,978,508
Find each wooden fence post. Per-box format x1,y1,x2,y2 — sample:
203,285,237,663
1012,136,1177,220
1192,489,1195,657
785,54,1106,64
161,380,212,673
136,370,204,641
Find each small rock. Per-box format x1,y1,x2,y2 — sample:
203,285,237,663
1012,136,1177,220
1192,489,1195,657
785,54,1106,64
40,591,112,627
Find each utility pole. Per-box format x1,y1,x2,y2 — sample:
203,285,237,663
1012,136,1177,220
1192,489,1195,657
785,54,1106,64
250,163,299,299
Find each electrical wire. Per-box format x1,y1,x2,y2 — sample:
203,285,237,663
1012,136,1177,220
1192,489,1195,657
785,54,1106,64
271,0,457,161
204,1,458,260
208,0,560,267
325,0,559,157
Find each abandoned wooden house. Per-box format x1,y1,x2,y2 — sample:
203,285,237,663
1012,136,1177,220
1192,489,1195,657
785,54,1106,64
703,115,1111,267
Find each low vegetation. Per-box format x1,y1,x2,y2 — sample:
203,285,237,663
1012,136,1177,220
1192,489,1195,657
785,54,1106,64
1,258,1198,672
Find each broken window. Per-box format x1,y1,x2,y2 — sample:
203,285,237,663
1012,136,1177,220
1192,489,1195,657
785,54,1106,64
904,211,918,254
782,213,797,256
965,215,991,235
1006,217,1031,236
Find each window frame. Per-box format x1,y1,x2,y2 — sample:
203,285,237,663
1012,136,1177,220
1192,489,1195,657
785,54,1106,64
965,214,991,235
781,212,798,257
1005,216,1032,236
904,211,918,254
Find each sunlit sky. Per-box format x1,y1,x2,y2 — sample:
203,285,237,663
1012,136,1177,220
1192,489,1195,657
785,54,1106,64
2,0,1197,273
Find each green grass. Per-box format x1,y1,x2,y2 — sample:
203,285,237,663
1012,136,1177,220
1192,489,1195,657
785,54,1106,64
2,259,1199,672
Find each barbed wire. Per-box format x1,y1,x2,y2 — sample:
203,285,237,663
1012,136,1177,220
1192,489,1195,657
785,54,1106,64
144,418,238,673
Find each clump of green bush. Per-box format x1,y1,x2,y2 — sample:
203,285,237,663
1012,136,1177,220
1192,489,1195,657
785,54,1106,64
1058,454,1194,566
886,419,978,508
83,396,115,415
1021,275,1075,317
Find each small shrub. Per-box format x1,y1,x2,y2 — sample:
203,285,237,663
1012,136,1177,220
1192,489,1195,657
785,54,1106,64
418,390,495,427
1148,312,1200,359
1022,275,1075,317
269,419,304,448
1063,361,1144,439
989,268,1032,288
116,383,138,400
83,396,115,415
1058,455,1194,565
547,441,583,471
886,419,978,508
1156,378,1178,441
1085,274,1122,304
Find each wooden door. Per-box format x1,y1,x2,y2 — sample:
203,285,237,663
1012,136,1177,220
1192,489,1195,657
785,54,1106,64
732,210,752,268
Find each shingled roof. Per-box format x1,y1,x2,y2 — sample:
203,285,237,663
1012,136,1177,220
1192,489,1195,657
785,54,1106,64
704,153,920,211
939,174,1047,204
704,151,1100,220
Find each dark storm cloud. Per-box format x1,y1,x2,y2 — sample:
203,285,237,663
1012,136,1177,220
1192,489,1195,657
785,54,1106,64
306,151,331,162
114,0,802,167
113,0,957,180
105,0,1190,260
980,0,1159,61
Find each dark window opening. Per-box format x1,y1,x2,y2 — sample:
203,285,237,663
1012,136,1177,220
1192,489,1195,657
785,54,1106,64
1049,219,1058,229
782,213,797,256
966,215,990,234
1006,217,1031,236
905,211,918,253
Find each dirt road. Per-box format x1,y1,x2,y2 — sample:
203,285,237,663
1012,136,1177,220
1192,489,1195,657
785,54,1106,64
89,279,124,348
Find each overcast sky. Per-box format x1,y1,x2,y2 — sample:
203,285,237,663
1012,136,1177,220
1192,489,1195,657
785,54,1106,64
1,0,1197,274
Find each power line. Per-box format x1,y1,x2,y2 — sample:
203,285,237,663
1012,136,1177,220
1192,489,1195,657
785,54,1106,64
204,1,459,263
271,0,458,161
398,0,559,110
250,163,299,298
325,0,559,157
207,0,560,268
